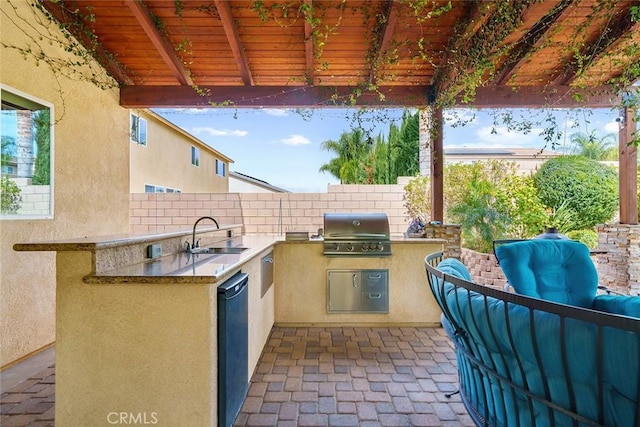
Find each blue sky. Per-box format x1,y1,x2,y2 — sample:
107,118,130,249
154,107,620,193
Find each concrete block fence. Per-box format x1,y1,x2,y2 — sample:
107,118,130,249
130,184,410,236
129,181,462,260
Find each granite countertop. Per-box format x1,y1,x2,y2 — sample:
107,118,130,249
15,228,445,284
84,235,282,284
12,224,244,252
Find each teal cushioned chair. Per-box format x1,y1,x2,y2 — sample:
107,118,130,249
495,239,640,317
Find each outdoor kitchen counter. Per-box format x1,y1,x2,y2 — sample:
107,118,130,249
13,230,447,426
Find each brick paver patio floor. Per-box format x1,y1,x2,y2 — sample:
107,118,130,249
237,326,473,426
1,326,473,427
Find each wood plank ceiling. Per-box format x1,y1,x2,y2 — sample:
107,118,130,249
39,0,640,109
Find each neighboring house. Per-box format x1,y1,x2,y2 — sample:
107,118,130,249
444,147,561,175
130,109,233,194
229,171,289,193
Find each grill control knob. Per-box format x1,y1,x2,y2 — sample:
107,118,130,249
346,244,355,252
376,242,384,251
332,243,340,251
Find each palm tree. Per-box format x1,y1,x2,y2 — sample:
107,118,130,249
568,131,618,160
319,129,371,184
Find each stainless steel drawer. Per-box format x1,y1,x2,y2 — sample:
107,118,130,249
327,269,388,313
361,271,388,293
361,292,388,312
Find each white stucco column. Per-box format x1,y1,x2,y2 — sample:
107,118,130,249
419,108,432,176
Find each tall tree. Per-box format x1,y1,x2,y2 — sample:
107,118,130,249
32,110,51,185
319,128,371,184
568,130,618,160
394,111,420,177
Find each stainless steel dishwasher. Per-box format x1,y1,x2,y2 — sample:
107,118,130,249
217,271,249,427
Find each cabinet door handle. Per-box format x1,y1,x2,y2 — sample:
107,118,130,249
352,274,358,288
367,274,382,279
263,257,273,263
367,293,382,299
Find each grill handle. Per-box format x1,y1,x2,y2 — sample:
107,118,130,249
326,233,388,239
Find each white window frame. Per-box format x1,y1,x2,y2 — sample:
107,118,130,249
130,112,147,146
216,159,226,177
1,84,54,220
145,184,181,193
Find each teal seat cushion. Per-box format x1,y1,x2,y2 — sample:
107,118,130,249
495,240,598,308
593,295,640,318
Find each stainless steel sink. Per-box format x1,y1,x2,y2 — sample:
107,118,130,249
197,246,249,255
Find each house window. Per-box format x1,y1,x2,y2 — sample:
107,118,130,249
1,85,53,218
145,184,180,193
191,146,200,167
130,113,147,145
216,159,226,177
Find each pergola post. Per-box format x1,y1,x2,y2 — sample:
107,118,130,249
430,107,444,222
619,106,638,224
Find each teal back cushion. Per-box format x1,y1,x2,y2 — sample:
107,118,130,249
437,258,472,281
495,240,598,308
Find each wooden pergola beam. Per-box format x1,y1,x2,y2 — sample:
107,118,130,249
553,5,638,86
494,0,573,85
304,0,314,84
120,85,432,108
38,0,133,86
120,84,621,109
464,85,621,108
432,1,499,93
214,0,254,86
619,106,639,224
430,107,444,222
369,0,400,85
125,0,193,86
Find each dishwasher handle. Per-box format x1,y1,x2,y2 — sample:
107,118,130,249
218,272,248,299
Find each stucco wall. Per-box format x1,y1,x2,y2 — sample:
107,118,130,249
1,1,130,367
129,110,230,193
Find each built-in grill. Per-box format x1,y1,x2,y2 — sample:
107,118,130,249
323,213,391,256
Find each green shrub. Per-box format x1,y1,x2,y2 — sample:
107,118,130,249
1,176,21,214
533,156,618,231
448,170,508,253
495,174,548,238
403,175,430,223
566,229,599,249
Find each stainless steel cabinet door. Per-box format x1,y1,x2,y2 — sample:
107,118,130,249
327,271,361,312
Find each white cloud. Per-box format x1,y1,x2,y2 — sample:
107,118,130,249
604,120,620,133
281,134,311,145
474,125,544,147
263,109,290,117
192,127,248,137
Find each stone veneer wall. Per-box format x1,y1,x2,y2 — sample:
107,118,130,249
460,248,507,290
596,224,640,295
130,183,462,259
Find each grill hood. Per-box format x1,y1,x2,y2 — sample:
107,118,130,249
323,213,390,241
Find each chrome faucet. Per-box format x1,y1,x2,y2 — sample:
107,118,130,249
186,216,220,253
